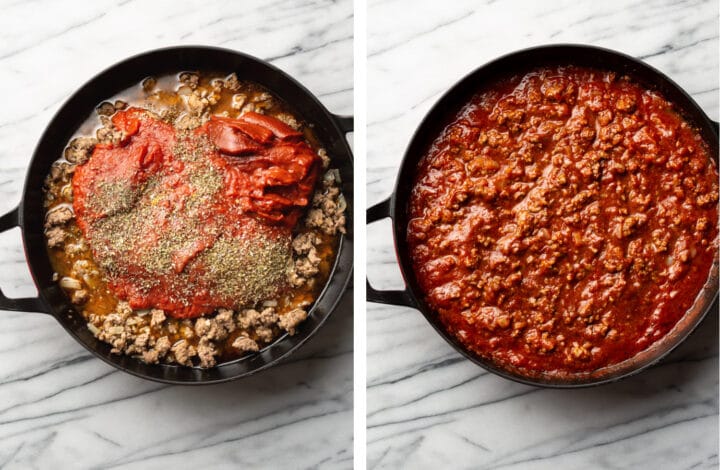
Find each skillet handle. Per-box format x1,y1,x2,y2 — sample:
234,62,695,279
331,114,354,134
366,196,418,308
0,206,47,313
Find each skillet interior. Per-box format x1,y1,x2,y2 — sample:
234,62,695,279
19,46,354,384
389,44,718,387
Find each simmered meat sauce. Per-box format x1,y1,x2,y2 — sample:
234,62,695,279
408,66,718,378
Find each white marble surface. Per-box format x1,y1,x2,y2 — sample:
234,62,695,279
367,0,718,468
0,1,353,468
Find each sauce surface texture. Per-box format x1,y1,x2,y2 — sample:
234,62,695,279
73,108,319,318
407,66,718,377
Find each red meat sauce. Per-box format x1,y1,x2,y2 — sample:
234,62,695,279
73,108,320,318
407,66,718,378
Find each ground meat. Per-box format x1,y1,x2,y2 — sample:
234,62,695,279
139,335,171,364
133,332,150,350
305,176,347,236
84,309,167,361
196,338,217,368
232,335,259,352
45,227,68,248
64,137,96,164
237,308,261,329
45,206,73,228
292,232,322,255
185,92,210,116
215,308,236,332
697,192,719,207
171,339,196,366
150,309,166,327
194,309,236,341
47,163,70,185
141,349,160,364
318,149,331,169
278,308,307,335
78,287,320,368
95,311,130,354
116,301,133,316
194,317,212,337
141,77,157,93
306,209,325,230
289,230,327,287
96,102,116,116
155,336,171,355
255,326,275,343
96,125,124,146
288,270,306,288
250,92,273,114
258,307,278,326
615,93,636,112
90,295,303,367
295,257,320,278
224,73,240,91
179,72,199,89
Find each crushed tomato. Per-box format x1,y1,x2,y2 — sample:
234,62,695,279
73,108,320,318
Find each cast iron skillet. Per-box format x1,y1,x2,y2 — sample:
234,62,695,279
0,46,353,384
367,44,719,388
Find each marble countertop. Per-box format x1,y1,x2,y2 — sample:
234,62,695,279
0,0,352,468
367,0,718,468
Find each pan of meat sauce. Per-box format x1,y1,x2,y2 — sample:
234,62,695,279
367,45,718,387
407,66,718,382
43,72,346,369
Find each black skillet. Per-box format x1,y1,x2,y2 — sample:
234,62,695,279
0,46,353,384
367,44,719,388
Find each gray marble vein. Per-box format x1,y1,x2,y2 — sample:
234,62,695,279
0,0,353,468
367,0,719,468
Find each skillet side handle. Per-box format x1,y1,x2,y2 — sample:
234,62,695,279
366,197,418,308
0,206,47,313
331,114,354,134
366,279,418,307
